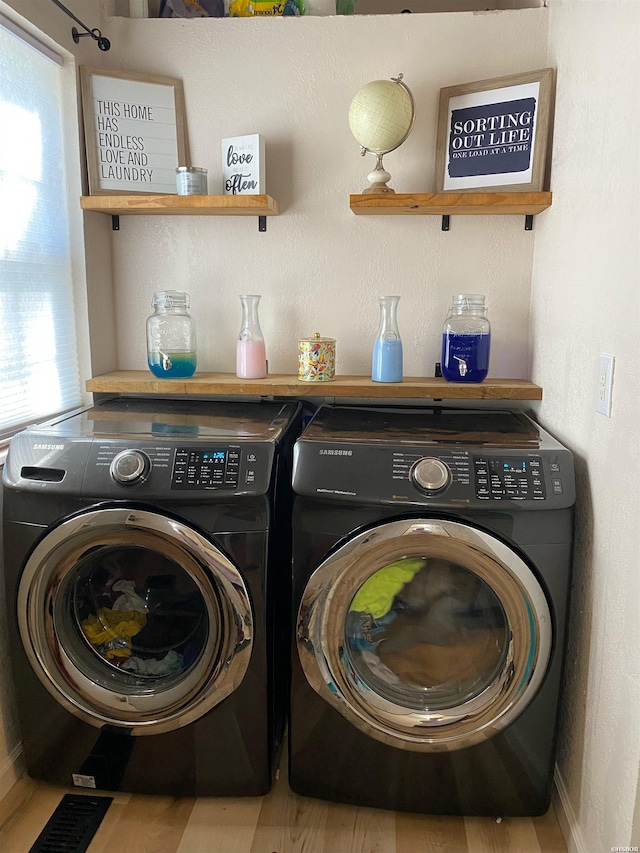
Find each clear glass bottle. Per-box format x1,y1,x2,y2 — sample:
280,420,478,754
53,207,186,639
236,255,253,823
236,294,267,379
372,295,403,382
441,294,491,383
146,290,197,378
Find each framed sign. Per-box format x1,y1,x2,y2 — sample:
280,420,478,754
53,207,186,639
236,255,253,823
435,68,554,192
80,67,190,195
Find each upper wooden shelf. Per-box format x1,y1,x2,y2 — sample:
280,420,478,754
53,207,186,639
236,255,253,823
81,194,279,216
87,371,542,401
349,191,552,217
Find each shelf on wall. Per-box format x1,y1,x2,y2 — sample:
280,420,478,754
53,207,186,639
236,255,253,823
349,191,552,231
86,371,543,401
80,193,279,232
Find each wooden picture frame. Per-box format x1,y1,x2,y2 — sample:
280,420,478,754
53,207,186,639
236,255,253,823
79,67,190,196
435,68,555,193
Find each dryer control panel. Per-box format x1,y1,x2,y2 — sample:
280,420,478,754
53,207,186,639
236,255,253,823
293,442,575,509
475,456,546,501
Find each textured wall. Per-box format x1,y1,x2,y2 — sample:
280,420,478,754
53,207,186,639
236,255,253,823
531,1,640,850
102,10,547,379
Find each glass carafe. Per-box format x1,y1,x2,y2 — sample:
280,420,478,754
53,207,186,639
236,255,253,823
441,294,491,382
372,295,403,383
146,291,197,378
236,294,267,379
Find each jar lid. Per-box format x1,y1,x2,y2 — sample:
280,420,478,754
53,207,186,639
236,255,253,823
175,166,208,174
152,290,190,309
452,294,486,307
298,332,336,344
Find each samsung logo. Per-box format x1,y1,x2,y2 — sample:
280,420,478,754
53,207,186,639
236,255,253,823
319,449,352,456
33,444,64,450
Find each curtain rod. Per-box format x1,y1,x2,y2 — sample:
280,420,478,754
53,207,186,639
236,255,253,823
49,0,111,51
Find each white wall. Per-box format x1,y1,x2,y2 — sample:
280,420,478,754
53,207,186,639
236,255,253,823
101,10,547,379
531,1,640,850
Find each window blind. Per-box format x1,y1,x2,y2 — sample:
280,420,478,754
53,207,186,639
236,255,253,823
0,18,82,438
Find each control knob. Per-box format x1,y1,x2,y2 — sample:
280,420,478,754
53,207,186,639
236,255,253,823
411,457,451,493
110,450,151,485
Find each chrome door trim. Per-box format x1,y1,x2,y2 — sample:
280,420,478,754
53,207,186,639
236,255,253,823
18,507,253,734
297,518,551,752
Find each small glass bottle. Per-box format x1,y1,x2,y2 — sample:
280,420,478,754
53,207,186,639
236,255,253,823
441,294,491,383
372,295,403,383
146,290,197,378
236,294,267,379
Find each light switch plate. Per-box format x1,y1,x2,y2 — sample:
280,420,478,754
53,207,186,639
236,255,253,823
596,354,614,417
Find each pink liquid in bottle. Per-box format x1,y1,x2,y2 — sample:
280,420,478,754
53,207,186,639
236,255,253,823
236,339,267,379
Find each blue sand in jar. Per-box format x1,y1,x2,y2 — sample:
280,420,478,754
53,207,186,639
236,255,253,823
441,333,490,382
147,351,197,378
372,338,403,382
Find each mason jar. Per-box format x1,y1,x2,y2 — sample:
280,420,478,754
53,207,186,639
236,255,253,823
441,294,491,383
146,291,197,378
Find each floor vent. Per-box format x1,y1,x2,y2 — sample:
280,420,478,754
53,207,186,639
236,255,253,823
28,793,113,853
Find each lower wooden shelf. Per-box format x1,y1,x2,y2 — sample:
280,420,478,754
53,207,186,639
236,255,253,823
86,371,542,401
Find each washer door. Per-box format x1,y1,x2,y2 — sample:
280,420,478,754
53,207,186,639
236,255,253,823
18,507,253,735
297,518,551,752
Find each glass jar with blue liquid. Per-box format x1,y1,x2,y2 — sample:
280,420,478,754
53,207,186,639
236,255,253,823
372,295,403,383
146,290,197,378
441,294,490,382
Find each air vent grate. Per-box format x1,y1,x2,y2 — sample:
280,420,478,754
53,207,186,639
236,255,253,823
28,793,113,853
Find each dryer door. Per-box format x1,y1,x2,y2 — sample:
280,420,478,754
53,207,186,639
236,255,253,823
18,507,252,735
297,518,551,752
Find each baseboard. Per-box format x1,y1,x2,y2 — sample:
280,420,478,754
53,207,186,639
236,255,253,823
554,764,588,853
0,744,25,802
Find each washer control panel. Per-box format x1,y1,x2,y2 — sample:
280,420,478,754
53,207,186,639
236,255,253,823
171,447,242,490
86,441,272,496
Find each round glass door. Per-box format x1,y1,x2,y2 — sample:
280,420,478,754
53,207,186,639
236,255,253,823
18,507,253,734
297,518,551,752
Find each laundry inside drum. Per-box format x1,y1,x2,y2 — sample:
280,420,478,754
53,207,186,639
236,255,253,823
62,545,212,687
345,555,509,711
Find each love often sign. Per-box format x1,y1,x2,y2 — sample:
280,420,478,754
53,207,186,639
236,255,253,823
221,135,265,195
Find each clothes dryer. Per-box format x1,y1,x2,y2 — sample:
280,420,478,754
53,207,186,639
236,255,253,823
3,397,301,796
290,405,574,816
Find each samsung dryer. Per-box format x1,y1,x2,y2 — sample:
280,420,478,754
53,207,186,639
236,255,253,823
289,405,575,816
2,397,301,796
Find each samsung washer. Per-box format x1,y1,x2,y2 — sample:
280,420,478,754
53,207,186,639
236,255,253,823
2,397,301,796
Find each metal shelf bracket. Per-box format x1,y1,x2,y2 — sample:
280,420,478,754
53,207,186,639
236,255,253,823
258,215,267,232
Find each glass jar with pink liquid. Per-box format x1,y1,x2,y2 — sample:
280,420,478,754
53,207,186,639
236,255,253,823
236,294,267,379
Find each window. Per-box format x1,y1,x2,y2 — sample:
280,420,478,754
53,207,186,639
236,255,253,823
0,15,82,440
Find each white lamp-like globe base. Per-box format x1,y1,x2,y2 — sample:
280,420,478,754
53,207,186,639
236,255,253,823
362,154,395,194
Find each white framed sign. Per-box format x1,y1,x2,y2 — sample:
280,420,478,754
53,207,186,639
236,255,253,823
80,67,190,195
435,68,555,192
222,134,265,195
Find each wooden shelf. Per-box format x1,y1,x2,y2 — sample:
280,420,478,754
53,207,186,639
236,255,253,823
81,194,279,216
349,191,552,217
80,193,279,231
87,371,542,401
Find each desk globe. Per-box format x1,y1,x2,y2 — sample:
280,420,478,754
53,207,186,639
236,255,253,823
348,74,415,194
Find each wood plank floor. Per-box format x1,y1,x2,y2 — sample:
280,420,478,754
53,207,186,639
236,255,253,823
0,764,567,853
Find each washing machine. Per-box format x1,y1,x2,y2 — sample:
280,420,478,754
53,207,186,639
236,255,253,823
289,405,575,816
2,397,301,797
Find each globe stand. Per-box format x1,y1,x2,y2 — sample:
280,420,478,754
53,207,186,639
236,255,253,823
362,153,395,194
